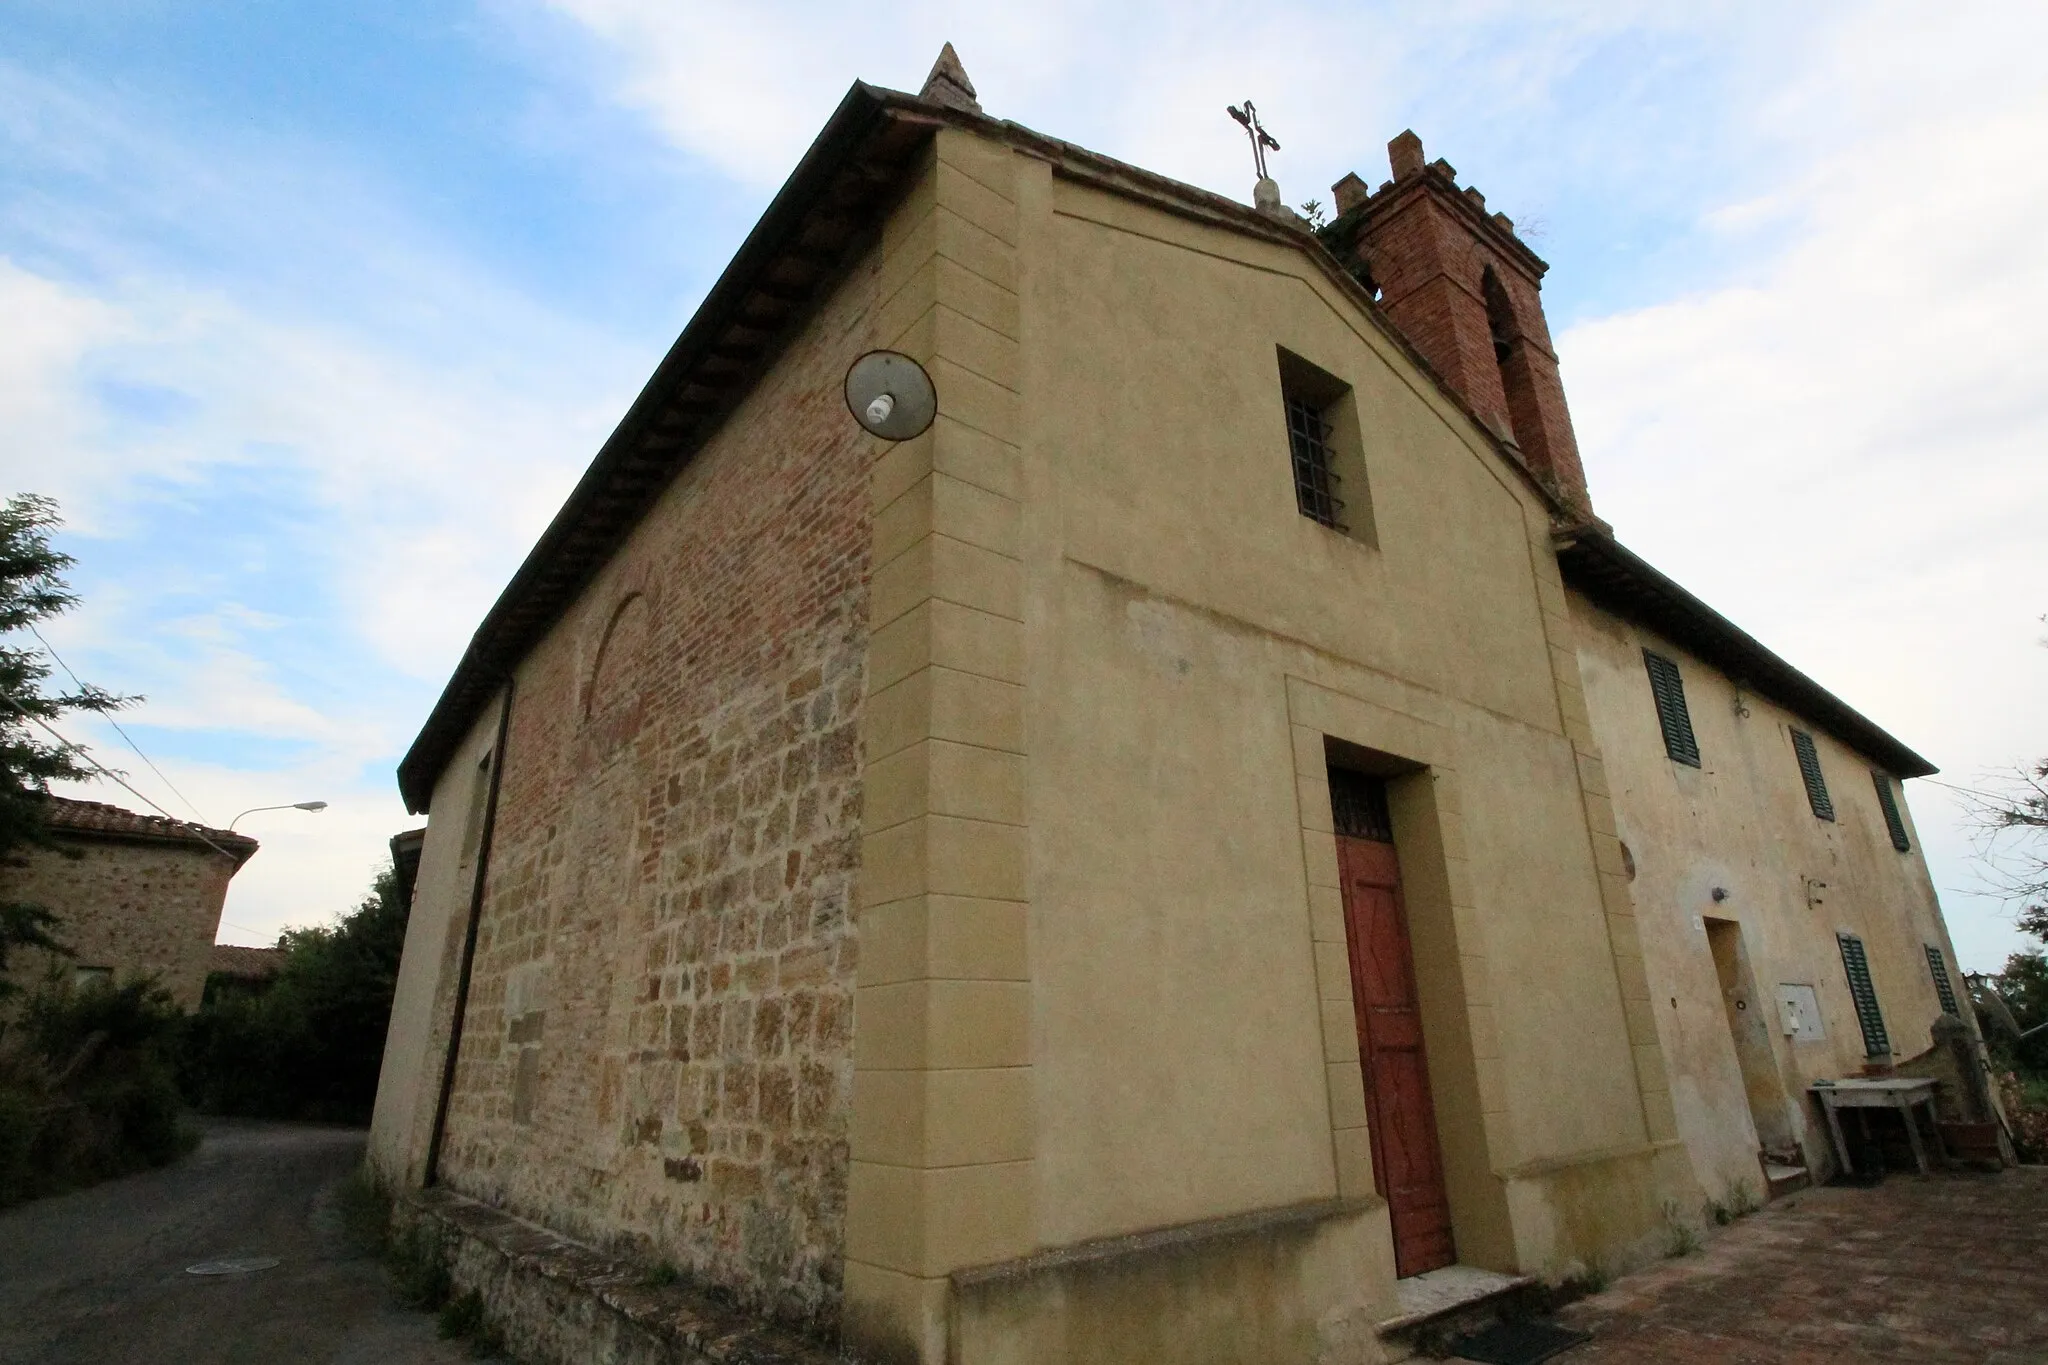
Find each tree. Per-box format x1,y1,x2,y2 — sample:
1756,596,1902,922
182,859,411,1123
0,494,127,996
1975,760,2048,942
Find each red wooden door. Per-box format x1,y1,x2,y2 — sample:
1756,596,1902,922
1338,832,1456,1278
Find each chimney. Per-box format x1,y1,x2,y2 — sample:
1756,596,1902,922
1325,131,1593,519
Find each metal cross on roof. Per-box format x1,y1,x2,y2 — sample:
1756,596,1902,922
1227,101,1281,181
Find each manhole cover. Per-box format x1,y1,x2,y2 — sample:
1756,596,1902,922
185,1257,280,1276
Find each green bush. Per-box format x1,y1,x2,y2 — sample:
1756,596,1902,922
0,978,194,1207
180,862,408,1124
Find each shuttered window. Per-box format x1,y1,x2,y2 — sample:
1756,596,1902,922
1837,932,1890,1058
1872,772,1911,851
1790,729,1834,821
1925,944,1960,1017
1641,650,1700,767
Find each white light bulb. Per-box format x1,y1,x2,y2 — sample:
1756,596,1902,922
866,392,896,425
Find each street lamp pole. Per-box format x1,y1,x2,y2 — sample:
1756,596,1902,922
228,800,329,832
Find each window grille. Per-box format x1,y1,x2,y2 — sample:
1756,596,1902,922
1872,772,1911,851
1641,650,1700,767
1790,729,1834,821
1836,932,1890,1058
1924,943,1960,1017
1286,396,1346,530
1329,768,1393,842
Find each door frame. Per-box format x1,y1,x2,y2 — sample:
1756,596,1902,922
1285,675,1522,1274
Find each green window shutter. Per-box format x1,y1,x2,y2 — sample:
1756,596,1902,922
1791,729,1834,821
1837,932,1890,1058
1872,772,1911,851
1924,944,1960,1016
1641,649,1700,768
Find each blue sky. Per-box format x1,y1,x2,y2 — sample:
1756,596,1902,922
1,2,2043,969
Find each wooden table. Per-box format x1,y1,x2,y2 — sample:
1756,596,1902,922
1809,1077,1943,1177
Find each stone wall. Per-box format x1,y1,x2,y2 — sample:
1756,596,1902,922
0,836,240,1010
430,228,880,1330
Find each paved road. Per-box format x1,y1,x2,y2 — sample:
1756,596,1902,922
0,1119,472,1365
1553,1165,2048,1363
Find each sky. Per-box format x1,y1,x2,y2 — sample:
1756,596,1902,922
0,2,2041,971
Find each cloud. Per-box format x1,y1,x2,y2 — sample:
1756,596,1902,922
1560,5,2048,968
535,0,1726,205
551,2,2048,968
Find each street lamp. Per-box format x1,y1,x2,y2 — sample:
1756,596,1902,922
228,800,329,832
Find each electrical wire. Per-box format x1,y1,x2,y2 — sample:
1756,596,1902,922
25,624,208,824
0,692,245,863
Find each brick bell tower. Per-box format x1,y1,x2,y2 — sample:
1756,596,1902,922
1326,131,1594,521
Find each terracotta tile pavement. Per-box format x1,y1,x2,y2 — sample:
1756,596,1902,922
1545,1167,2048,1364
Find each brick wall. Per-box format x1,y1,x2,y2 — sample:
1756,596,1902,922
0,837,238,1010
1338,132,1593,517
432,233,881,1330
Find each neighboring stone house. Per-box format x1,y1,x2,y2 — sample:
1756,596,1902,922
369,50,1984,1365
2,797,258,1010
204,943,286,1003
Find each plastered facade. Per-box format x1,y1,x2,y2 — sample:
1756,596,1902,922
1572,596,1966,1198
374,106,1961,1365
838,131,1695,1361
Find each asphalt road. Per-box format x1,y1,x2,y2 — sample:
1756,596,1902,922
0,1119,473,1365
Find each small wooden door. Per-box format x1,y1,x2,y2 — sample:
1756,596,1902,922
1335,789,1455,1278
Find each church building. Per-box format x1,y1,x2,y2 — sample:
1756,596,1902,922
369,48,1983,1365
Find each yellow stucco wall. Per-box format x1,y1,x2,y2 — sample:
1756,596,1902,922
848,150,1697,1353
1571,593,1966,1199
380,117,1723,1363
369,699,502,1188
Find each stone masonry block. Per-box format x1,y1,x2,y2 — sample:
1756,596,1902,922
934,159,1017,246
864,742,932,834
935,257,1018,340
1642,1083,1680,1144
866,740,1026,832
888,305,1020,394
1314,937,1353,1004
860,813,1025,906
926,813,1027,900
1309,883,1345,945
1575,751,1609,800
842,1260,948,1365
1302,827,1341,890
1320,996,1361,1064
933,208,1018,295
1296,774,1334,834
865,669,933,763
1605,912,1641,962
1333,1124,1375,1201
1326,1061,1367,1131
935,128,1019,205
852,1065,1033,1168
928,536,1023,622
869,600,1023,692
1622,992,1660,1046
857,895,1029,987
932,355,1019,442
1465,1002,1501,1061
854,978,1032,1072
928,740,1026,826
863,667,1024,764
1292,723,1328,778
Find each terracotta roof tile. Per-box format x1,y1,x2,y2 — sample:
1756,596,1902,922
208,944,285,979
44,796,259,861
